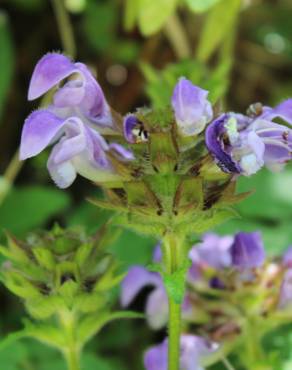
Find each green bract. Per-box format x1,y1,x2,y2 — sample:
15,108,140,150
91,107,248,239
0,226,140,363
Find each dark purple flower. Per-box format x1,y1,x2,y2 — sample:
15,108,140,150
20,110,128,188
230,232,265,269
171,78,213,136
205,100,292,176
144,335,218,370
28,53,112,128
123,114,148,144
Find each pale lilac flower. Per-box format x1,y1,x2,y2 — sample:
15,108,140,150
283,246,292,268
20,110,131,188
144,335,218,370
190,233,234,270
120,265,168,329
20,53,134,187
279,269,292,308
171,78,213,136
205,100,292,175
28,53,112,128
230,232,265,269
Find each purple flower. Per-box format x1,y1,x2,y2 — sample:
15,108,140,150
123,114,148,144
283,246,292,268
205,100,292,175
230,232,265,269
189,233,234,270
171,78,213,136
28,53,112,128
144,335,218,370
120,266,168,329
20,110,130,188
20,53,134,187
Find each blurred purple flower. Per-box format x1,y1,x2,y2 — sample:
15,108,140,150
120,265,168,329
171,78,213,136
144,335,218,370
190,233,234,270
230,232,265,269
205,100,292,175
279,269,292,308
283,246,292,268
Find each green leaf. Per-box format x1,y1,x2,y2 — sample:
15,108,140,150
185,0,221,13
82,2,117,53
162,261,191,304
124,0,139,31
196,0,241,62
0,186,70,237
109,229,155,268
77,310,144,346
138,0,177,36
0,12,14,122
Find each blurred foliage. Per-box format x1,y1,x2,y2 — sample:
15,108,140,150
0,0,292,369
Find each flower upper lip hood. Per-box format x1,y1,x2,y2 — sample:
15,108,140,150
171,77,213,137
27,52,112,127
205,100,292,176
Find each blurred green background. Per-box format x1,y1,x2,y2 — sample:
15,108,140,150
0,0,292,369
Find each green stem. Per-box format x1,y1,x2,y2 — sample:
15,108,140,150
168,299,181,370
0,150,23,206
51,0,76,57
64,345,80,370
162,233,184,370
59,311,81,370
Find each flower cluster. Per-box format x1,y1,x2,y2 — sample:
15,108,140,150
20,53,133,188
19,55,292,240
122,231,292,367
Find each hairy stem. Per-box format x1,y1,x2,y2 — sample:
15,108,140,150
51,0,76,57
59,310,81,370
164,14,191,60
162,233,184,370
64,345,80,370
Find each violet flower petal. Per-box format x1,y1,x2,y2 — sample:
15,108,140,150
230,232,265,269
20,110,65,160
172,77,213,136
205,114,241,173
144,335,218,370
120,266,162,307
123,114,139,143
109,143,135,161
28,53,76,100
279,269,292,308
260,99,292,124
195,233,234,269
283,246,292,268
146,287,168,330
